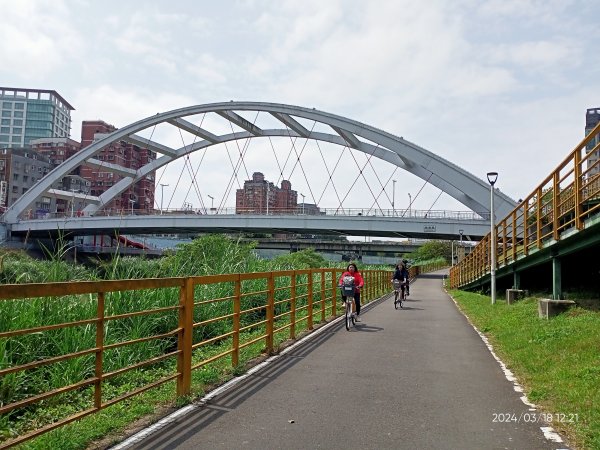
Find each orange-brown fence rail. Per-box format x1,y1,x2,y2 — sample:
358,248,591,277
449,120,600,289
0,268,392,449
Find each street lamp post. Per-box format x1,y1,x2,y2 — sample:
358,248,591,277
129,199,135,216
408,193,412,217
266,184,270,215
159,183,168,215
70,189,76,217
300,193,305,214
458,229,464,264
392,179,397,216
208,195,214,211
487,172,498,304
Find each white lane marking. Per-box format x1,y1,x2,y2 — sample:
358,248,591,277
445,290,567,447
110,294,388,449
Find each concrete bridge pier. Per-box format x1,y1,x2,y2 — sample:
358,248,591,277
512,268,520,289
552,255,562,300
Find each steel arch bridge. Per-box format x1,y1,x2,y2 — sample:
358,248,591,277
1,101,516,230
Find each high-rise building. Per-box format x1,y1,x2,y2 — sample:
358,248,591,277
79,120,156,213
585,108,600,176
0,87,74,147
236,172,299,214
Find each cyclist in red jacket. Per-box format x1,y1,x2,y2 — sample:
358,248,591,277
338,263,365,321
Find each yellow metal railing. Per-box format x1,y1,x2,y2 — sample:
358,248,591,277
449,120,600,289
0,268,392,448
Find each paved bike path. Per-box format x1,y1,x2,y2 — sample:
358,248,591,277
117,271,568,450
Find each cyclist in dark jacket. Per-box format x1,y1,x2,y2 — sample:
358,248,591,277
392,262,410,297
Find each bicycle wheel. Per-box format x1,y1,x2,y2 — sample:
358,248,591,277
394,291,399,309
345,301,351,330
400,289,405,308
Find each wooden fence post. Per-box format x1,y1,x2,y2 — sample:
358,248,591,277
177,278,194,396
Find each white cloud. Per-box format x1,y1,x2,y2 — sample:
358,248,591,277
4,0,599,215
0,0,83,77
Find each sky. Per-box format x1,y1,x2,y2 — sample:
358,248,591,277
2,0,599,215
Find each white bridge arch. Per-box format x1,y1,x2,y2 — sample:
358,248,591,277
2,101,516,224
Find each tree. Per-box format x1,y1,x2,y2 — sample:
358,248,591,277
411,240,452,263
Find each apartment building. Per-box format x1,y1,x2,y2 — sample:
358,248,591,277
236,172,298,214
79,120,156,213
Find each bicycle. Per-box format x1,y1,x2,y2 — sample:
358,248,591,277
340,282,357,330
393,279,406,309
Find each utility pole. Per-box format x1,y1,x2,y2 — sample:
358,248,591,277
392,179,396,216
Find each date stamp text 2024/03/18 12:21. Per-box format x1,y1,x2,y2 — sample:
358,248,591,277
492,412,579,424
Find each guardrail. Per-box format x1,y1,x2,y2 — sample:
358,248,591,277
17,207,489,222
449,120,600,288
0,268,393,449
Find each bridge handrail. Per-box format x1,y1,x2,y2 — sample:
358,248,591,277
449,120,600,289
13,207,489,222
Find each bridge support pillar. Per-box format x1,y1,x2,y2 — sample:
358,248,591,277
552,256,562,300
512,269,520,290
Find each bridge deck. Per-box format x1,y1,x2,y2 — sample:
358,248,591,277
116,271,563,449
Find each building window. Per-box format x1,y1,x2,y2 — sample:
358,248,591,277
13,119,22,126
2,102,11,109
1,111,10,118
14,103,24,110
1,119,9,125
13,111,23,118
13,173,18,181
0,127,8,133
0,136,8,142
11,136,20,142
12,127,22,134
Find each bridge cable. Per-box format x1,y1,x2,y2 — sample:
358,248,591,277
425,189,444,216
277,120,318,203
367,166,400,213
182,113,211,212
267,136,288,187
219,111,261,210
174,114,209,211
400,171,433,218
220,136,253,211
225,111,253,181
332,145,360,214
313,139,345,208
360,149,396,215
339,144,380,213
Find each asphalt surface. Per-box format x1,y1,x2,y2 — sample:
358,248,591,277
118,271,569,450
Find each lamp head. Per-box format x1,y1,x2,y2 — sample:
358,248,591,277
486,172,498,185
